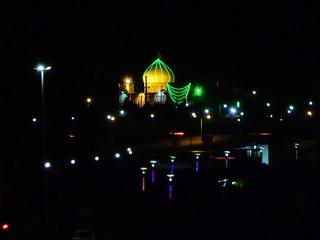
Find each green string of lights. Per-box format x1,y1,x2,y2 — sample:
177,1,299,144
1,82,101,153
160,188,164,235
167,83,191,104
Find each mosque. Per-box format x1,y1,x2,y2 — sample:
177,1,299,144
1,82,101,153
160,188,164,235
119,57,192,107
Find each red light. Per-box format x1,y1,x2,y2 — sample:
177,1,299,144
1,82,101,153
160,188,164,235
173,132,184,136
2,223,9,230
259,133,272,136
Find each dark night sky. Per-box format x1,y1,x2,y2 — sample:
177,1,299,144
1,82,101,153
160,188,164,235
2,0,320,127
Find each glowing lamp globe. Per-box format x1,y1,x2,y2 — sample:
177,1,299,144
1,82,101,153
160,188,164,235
167,174,174,182
140,167,148,174
150,160,157,167
44,162,51,168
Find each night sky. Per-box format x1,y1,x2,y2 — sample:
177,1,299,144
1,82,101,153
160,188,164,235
2,1,320,136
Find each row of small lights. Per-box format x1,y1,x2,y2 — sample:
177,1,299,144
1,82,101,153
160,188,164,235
31,93,315,125
43,147,133,169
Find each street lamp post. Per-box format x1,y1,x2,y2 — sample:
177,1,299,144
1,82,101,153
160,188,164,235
294,143,299,160
35,65,51,163
224,151,230,169
35,64,51,237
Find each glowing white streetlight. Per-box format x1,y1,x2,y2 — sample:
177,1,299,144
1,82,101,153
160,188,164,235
32,118,37,123
94,156,100,161
70,159,76,165
150,160,157,167
167,174,174,182
150,160,157,183
170,156,176,163
140,167,148,174
44,162,51,169
115,153,121,158
35,64,51,165
195,153,201,159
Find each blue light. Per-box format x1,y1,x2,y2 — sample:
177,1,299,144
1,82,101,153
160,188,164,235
229,107,237,115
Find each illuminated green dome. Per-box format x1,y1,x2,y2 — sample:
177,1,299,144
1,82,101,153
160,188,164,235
142,58,175,93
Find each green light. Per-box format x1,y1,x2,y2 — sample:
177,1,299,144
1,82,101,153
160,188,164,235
236,101,240,108
194,86,203,97
167,83,191,104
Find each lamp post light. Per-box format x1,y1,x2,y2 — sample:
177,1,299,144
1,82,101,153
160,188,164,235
35,64,51,236
195,153,201,172
140,167,148,191
35,65,51,164
294,143,299,160
150,160,157,183
167,174,174,200
224,151,230,169
169,156,176,174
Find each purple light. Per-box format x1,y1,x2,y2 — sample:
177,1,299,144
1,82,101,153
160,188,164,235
152,169,155,183
142,176,145,191
169,184,172,199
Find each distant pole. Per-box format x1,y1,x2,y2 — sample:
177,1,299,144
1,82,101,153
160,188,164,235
200,118,203,140
145,76,148,105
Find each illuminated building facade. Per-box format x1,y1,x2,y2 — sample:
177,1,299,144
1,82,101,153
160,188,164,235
119,57,191,106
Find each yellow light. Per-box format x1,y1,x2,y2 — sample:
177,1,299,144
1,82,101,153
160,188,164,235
206,114,211,119
307,111,313,117
252,90,257,95
125,78,130,84
86,97,92,103
111,116,115,121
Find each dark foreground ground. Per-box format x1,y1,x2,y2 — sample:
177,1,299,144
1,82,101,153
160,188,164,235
1,152,320,240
